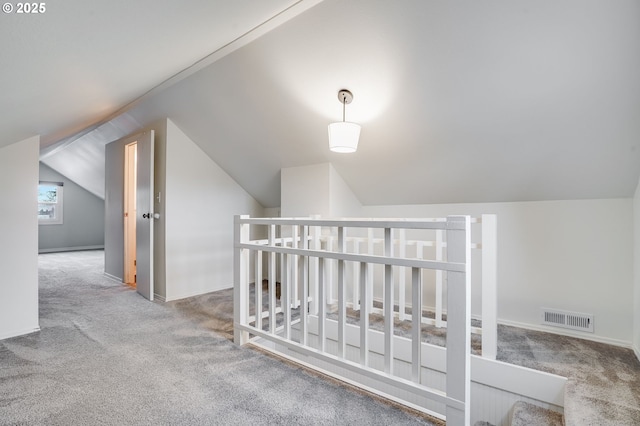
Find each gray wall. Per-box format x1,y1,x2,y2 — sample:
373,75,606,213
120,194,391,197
38,162,105,253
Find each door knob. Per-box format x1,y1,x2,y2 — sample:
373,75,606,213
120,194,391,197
142,213,151,219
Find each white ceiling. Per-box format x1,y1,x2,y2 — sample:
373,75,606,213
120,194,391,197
1,0,310,148
3,0,640,208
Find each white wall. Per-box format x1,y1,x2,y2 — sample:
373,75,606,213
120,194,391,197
633,178,640,360
164,119,264,300
0,136,40,340
363,199,634,346
281,163,331,217
281,163,362,217
329,164,363,217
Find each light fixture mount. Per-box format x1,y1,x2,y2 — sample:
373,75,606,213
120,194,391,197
337,89,353,104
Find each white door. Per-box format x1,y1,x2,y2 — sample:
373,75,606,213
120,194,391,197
135,130,155,300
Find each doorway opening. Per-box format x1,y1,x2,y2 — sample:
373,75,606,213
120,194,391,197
124,142,137,287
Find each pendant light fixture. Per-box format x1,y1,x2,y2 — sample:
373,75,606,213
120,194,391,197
328,89,361,153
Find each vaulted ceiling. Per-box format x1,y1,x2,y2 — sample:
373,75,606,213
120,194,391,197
3,0,639,208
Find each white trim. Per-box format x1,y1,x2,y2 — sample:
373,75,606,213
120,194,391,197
153,293,166,303
38,245,104,254
103,272,122,282
634,345,640,363
0,326,40,341
498,318,632,349
165,285,233,302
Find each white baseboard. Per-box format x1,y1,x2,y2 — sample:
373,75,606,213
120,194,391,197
0,326,40,341
634,345,640,363
39,245,104,254
103,272,122,283
498,318,633,349
164,284,233,302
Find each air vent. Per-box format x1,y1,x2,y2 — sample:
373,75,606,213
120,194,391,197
541,308,594,333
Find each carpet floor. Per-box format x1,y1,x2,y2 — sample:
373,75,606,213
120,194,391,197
0,251,440,426
172,270,640,425
3,251,639,425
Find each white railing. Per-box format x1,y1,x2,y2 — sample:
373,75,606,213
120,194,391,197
234,215,475,425
315,214,498,360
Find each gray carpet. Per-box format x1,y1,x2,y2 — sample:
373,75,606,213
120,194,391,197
498,325,640,425
0,250,440,425
174,277,640,425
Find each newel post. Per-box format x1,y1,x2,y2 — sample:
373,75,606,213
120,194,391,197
234,215,250,345
481,214,498,360
445,215,471,426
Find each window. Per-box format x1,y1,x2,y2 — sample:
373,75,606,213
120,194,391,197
38,182,64,225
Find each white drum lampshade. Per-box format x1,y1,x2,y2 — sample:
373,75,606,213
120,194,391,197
328,121,361,153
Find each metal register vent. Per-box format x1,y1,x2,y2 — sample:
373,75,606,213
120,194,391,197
541,308,594,333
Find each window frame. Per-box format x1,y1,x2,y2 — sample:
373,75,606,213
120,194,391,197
38,181,64,225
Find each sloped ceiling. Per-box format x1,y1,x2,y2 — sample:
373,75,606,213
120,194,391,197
4,0,640,208
0,0,314,148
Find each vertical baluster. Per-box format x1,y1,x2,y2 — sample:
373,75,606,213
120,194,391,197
435,229,444,328
327,235,334,304
268,224,277,334
255,249,263,331
318,257,326,352
384,227,394,374
292,225,299,309
300,225,309,346
337,226,346,358
309,222,320,315
367,228,374,313
416,241,424,325
359,262,369,366
398,228,406,321
411,267,422,383
353,239,360,310
283,252,291,339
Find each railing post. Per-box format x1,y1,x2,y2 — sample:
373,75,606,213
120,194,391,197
234,215,250,345
481,214,498,360
445,216,471,426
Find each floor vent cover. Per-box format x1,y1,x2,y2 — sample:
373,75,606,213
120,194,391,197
541,308,594,333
